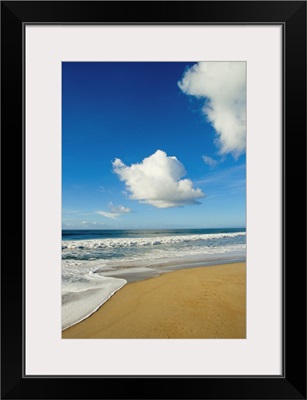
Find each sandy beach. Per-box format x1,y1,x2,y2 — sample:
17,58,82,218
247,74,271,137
62,262,246,339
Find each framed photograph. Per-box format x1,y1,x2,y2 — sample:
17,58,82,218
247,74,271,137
1,1,306,399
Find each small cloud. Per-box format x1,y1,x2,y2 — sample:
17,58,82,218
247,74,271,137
97,211,120,219
202,155,218,169
108,202,131,214
62,220,104,229
97,202,132,219
82,221,100,225
112,149,204,208
178,62,246,157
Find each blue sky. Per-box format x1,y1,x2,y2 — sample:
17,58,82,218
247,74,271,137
62,62,246,229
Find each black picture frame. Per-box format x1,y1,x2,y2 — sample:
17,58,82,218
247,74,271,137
1,1,306,399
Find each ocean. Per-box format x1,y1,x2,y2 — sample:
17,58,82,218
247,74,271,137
62,228,246,330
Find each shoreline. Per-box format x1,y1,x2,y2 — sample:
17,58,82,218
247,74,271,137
62,262,246,339
102,256,246,283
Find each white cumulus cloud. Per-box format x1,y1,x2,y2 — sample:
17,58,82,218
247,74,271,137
178,62,246,157
112,150,204,208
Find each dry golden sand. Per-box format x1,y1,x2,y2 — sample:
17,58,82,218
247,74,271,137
62,262,246,339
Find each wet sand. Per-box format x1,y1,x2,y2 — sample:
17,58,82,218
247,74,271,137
62,262,246,339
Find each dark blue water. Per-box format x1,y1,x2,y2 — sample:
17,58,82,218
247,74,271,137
62,228,245,241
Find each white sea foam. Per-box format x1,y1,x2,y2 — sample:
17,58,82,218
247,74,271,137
62,266,126,330
62,232,245,250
